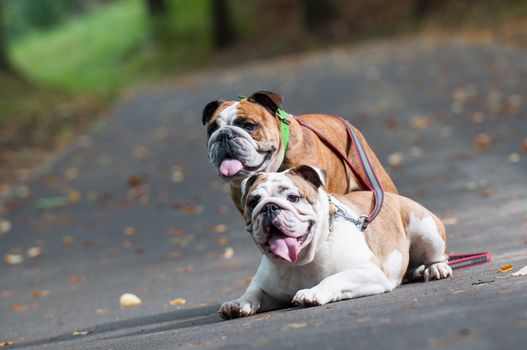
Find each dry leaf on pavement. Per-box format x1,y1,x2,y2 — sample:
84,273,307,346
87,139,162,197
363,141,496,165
120,293,142,307
499,264,513,272
169,298,186,306
283,322,308,330
223,247,234,260
72,328,94,336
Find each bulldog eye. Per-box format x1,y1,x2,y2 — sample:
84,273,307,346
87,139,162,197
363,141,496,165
247,195,261,212
241,121,257,132
287,194,300,203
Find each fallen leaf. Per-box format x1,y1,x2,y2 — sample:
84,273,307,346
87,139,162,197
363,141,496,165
120,293,142,307
384,116,399,129
388,152,403,167
72,328,94,336
0,341,14,347
68,191,81,203
523,138,527,153
443,217,459,225
481,188,495,198
218,205,229,214
0,219,12,235
31,289,50,298
11,303,25,312
283,322,308,330
169,298,186,306
410,116,431,129
62,236,75,246
1,290,14,298
508,153,520,163
178,203,202,214
26,246,42,259
499,264,513,272
217,237,230,246
126,176,144,188
512,266,527,277
356,316,372,323
210,224,227,233
4,253,23,265
166,227,185,237
123,226,137,236
68,275,89,285
474,133,491,151
223,247,234,260
171,166,184,183
470,112,485,124
133,146,150,159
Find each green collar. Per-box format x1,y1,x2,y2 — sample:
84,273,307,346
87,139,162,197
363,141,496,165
276,108,290,156
239,95,290,156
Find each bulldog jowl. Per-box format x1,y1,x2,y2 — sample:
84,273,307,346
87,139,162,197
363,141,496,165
261,204,312,263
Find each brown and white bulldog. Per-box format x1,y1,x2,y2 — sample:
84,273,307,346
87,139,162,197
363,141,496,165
203,91,398,213
219,165,452,319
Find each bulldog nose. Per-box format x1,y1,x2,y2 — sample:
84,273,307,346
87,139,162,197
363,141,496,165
264,203,280,215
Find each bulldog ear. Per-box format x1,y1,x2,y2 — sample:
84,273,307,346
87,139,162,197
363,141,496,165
247,91,284,114
202,100,224,125
290,165,326,189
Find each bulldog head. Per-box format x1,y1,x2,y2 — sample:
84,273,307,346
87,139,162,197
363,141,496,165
241,165,330,266
202,91,287,184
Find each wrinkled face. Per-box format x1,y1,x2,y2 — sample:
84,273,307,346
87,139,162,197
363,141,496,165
205,101,283,182
242,170,328,266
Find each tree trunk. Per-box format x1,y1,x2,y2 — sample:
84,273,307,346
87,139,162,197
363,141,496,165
0,0,12,73
302,0,334,35
413,0,441,18
212,0,234,49
145,0,167,17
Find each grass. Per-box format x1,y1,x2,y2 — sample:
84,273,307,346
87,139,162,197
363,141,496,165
10,0,213,98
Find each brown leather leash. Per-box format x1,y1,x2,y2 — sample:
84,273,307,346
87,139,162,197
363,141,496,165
294,115,383,231
293,114,492,270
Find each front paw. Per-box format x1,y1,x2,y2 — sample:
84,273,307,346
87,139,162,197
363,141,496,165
218,299,257,319
424,262,453,282
293,288,331,307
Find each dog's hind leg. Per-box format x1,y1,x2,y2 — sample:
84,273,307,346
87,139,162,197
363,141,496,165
406,213,452,282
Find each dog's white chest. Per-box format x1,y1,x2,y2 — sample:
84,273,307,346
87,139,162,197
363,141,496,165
260,219,374,300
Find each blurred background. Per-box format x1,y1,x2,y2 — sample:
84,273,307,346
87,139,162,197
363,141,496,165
1,0,526,184
1,2,527,346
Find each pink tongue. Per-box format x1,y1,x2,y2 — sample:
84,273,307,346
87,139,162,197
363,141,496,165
219,159,243,177
269,235,300,262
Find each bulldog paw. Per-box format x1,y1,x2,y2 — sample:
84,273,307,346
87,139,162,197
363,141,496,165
424,262,453,282
218,299,257,319
293,288,331,307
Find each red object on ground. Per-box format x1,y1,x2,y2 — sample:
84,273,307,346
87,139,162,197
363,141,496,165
448,252,493,270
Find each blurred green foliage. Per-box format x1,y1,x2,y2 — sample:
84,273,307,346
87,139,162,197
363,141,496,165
9,0,213,98
3,0,527,100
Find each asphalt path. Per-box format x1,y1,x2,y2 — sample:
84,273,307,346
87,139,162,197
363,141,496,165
1,35,527,349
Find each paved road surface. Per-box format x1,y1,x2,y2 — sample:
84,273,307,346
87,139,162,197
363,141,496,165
1,36,527,349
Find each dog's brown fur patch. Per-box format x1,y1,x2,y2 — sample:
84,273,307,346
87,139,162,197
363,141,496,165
207,99,398,213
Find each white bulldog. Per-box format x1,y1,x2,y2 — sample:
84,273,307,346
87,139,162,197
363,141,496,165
219,165,452,319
